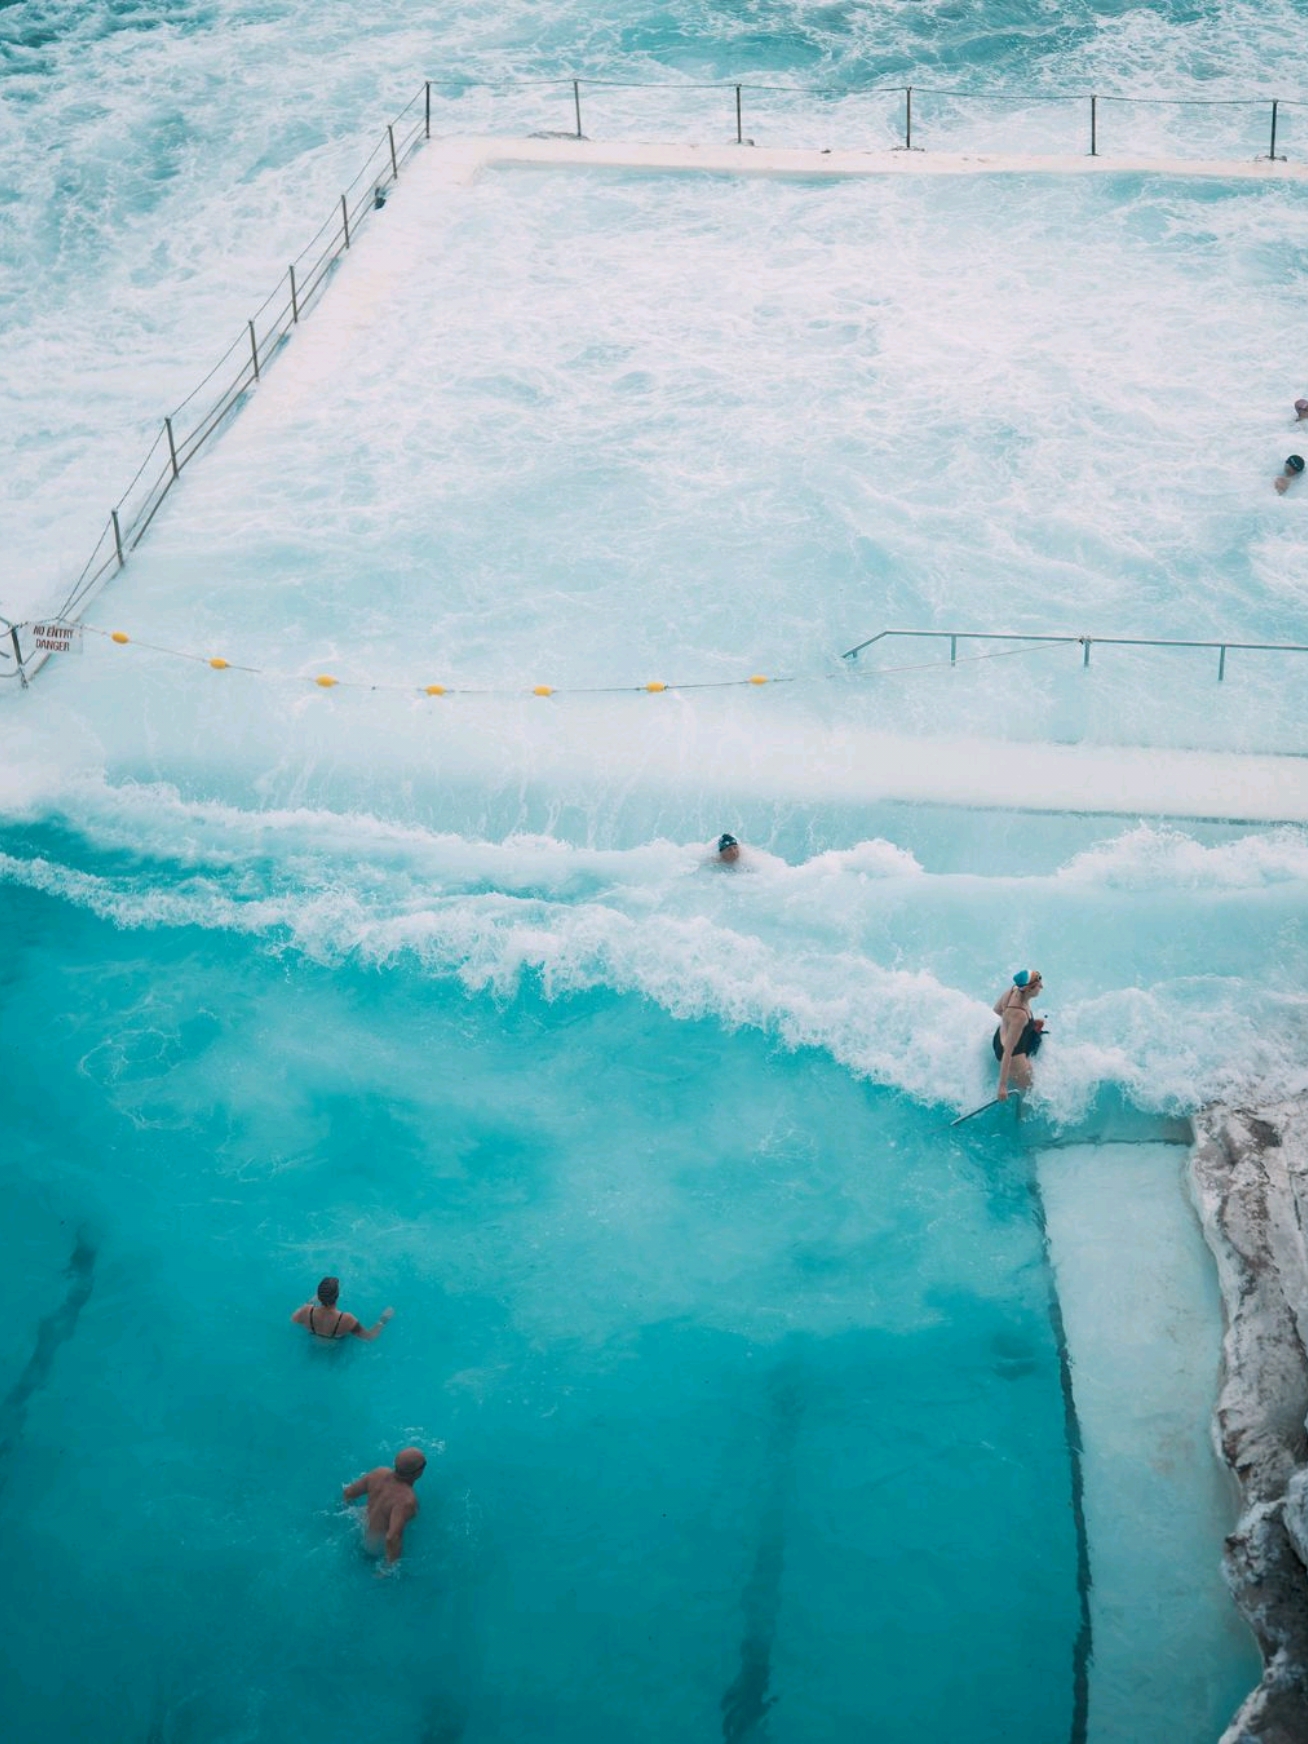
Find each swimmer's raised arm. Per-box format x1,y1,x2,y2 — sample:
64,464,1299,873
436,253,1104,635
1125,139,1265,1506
349,1307,395,1342
342,1472,372,1502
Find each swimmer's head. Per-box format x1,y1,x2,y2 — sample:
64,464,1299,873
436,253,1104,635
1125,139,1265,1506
1295,400,1308,420
717,833,741,862
1013,969,1043,990
395,1447,427,1483
317,1276,340,1306
1289,455,1306,475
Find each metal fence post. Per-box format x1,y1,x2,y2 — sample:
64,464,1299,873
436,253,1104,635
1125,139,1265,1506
289,264,299,324
736,85,743,145
573,79,583,139
248,319,260,382
425,81,431,140
1090,95,1097,157
341,194,351,249
388,124,398,179
165,416,180,480
111,509,125,568
1269,99,1281,161
10,625,27,690
905,86,913,151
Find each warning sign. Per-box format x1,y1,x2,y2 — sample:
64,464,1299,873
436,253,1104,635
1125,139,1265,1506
32,623,83,654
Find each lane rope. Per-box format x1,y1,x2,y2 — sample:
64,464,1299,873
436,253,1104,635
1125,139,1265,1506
50,621,1064,696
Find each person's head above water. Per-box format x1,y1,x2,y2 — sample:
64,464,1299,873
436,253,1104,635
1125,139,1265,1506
1295,400,1308,421
394,1448,427,1483
317,1276,341,1306
1013,969,1043,991
1289,455,1306,475
717,833,741,863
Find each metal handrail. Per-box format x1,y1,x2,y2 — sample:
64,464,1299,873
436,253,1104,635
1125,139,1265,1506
429,75,1301,160
842,628,1308,682
0,93,433,689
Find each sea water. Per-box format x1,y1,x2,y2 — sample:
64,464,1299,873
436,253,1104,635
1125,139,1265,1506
3,1,1306,1739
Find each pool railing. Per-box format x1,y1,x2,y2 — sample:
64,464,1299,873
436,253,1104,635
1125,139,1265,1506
842,628,1308,684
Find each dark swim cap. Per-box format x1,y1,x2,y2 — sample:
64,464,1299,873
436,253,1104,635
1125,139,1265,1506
1289,455,1306,474
718,834,738,852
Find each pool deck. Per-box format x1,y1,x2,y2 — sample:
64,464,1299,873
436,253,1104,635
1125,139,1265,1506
716,724,1308,825
426,133,1308,188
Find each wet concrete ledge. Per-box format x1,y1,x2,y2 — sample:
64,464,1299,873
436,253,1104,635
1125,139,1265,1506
1192,1103,1308,1743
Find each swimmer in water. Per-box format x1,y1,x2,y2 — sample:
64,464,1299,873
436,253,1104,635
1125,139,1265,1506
1275,455,1305,494
291,1276,394,1342
343,1447,427,1565
714,832,742,866
1295,399,1308,422
993,969,1045,1102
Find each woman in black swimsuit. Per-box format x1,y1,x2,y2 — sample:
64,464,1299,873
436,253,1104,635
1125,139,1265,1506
993,969,1045,1101
291,1276,395,1342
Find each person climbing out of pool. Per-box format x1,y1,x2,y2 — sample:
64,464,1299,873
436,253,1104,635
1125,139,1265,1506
291,1275,394,1341
714,832,742,866
1274,455,1305,494
993,969,1045,1102
343,1447,426,1566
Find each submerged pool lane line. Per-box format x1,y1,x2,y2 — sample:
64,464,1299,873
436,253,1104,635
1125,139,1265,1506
720,1359,802,1743
0,1232,95,1493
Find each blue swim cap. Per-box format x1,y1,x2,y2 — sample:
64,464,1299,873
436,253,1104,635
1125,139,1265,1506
1013,970,1031,987
718,834,738,852
1290,455,1305,474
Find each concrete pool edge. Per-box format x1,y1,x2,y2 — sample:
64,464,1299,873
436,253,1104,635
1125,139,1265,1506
426,134,1308,187
1191,1101,1308,1744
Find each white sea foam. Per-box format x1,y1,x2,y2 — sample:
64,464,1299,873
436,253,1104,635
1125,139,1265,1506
1056,821,1308,889
6,774,1308,1123
12,152,1308,762
7,0,1308,1129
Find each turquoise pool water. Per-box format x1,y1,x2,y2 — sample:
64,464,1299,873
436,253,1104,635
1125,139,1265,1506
2,867,1093,1742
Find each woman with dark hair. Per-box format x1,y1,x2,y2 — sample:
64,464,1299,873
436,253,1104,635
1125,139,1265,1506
291,1276,394,1342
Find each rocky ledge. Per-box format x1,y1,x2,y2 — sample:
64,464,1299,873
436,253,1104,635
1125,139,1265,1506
1192,1103,1308,1743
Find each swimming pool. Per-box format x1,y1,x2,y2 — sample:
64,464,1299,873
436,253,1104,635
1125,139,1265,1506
2,866,1097,1742
5,1,1307,1737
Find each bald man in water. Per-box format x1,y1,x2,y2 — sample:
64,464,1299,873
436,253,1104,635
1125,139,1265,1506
343,1448,427,1565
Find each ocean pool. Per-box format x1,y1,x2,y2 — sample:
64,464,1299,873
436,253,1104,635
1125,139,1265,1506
6,2,1307,1736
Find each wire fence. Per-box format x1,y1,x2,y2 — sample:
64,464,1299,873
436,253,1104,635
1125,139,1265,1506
4,73,1306,691
2,85,430,687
